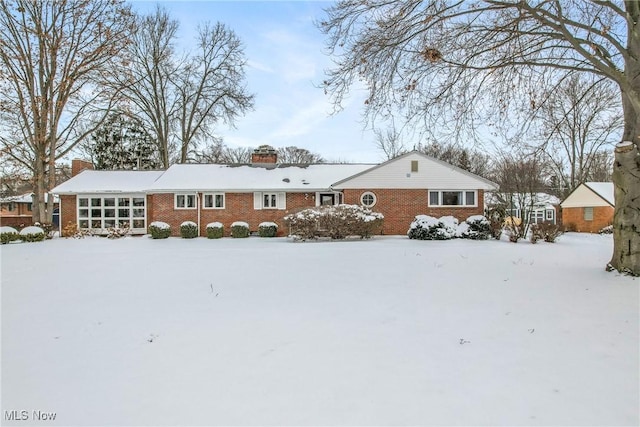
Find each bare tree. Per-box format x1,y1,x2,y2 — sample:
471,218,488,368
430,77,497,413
0,0,133,223
320,1,640,275
176,22,254,163
417,142,493,178
533,74,621,197
276,146,325,164
374,125,407,160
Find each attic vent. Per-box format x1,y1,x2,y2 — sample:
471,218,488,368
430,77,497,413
302,180,309,185
282,178,290,183
411,160,419,172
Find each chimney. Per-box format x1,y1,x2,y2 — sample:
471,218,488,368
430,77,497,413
251,145,278,164
72,159,94,177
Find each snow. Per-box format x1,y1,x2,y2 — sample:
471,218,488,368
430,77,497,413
206,222,223,229
1,234,638,426
51,170,164,194
147,163,374,192
259,221,278,227
231,221,249,228
181,221,197,227
18,226,44,235
0,226,18,234
585,182,614,206
149,221,170,230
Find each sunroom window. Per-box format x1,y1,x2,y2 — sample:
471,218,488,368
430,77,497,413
428,190,477,207
78,195,146,230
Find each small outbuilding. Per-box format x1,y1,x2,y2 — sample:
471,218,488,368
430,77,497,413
560,182,614,233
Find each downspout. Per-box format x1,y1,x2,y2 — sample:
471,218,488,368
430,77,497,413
196,192,201,237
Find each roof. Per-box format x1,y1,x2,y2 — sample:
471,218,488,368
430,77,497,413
332,151,499,190
146,163,374,192
485,192,560,209
51,170,165,194
0,193,59,203
584,182,614,206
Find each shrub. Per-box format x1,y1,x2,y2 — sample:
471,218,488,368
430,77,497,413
62,221,92,239
0,226,20,244
19,226,46,242
537,222,563,243
408,215,458,240
180,221,198,239
107,224,130,239
599,225,613,234
284,205,384,240
258,222,278,237
34,222,55,239
458,215,492,240
206,222,224,239
149,221,171,239
231,221,250,238
485,205,506,240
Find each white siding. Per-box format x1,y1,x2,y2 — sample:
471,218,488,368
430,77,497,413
561,184,612,208
333,152,497,190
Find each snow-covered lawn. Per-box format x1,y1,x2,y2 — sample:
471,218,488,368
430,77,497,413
1,233,638,426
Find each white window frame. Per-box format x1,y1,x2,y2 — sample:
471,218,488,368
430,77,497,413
253,192,286,210
428,190,477,207
175,193,197,210
77,194,147,232
360,191,377,207
203,192,225,209
546,209,554,221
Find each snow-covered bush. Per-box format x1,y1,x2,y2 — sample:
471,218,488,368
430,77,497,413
180,221,198,239
485,205,506,240
457,215,492,240
599,225,613,234
408,215,458,240
206,222,224,239
149,221,171,239
231,221,250,238
34,222,55,239
1,226,19,244
258,222,278,237
19,225,45,242
531,222,563,243
284,205,384,240
107,224,130,239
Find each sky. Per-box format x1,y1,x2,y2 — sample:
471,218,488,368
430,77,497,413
129,0,384,163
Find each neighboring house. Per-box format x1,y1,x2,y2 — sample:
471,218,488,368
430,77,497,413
51,147,499,236
0,193,60,228
560,182,614,233
485,192,560,225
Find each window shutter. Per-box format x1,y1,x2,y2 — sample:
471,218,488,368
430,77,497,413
277,192,286,210
253,192,262,210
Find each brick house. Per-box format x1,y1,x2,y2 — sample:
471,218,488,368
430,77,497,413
560,182,614,233
0,193,59,228
51,147,498,236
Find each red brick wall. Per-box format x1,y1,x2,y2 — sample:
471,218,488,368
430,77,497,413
71,159,93,177
342,189,486,235
60,195,77,231
0,216,33,228
562,206,613,233
148,192,319,237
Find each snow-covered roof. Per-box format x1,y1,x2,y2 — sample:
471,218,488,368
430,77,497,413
485,192,560,209
0,193,59,203
147,163,375,192
51,170,165,194
584,182,614,206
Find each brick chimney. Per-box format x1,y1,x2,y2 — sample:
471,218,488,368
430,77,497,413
251,145,278,164
71,159,94,177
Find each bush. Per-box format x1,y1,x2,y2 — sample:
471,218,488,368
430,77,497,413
62,221,93,239
408,215,458,240
535,222,563,243
458,215,492,240
107,224,130,239
258,222,278,237
206,222,224,239
149,221,171,239
485,205,507,240
231,221,250,238
1,226,20,244
599,225,613,234
34,222,55,239
19,226,46,242
284,205,384,240
180,221,198,239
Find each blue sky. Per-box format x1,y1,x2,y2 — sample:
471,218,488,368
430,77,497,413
129,0,383,163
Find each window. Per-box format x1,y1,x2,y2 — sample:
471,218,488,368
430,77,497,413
360,191,377,207
175,194,196,209
203,193,225,209
78,195,146,231
584,207,594,221
546,209,554,221
428,190,477,207
263,193,277,208
411,160,419,172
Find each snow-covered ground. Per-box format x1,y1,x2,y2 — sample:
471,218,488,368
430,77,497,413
1,233,638,426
